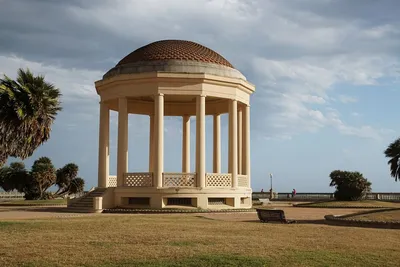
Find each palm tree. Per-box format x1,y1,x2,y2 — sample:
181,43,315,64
0,68,62,166
384,137,400,181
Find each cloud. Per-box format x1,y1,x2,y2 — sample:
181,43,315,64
337,95,358,104
251,52,398,140
0,55,101,103
0,0,399,142
323,109,388,140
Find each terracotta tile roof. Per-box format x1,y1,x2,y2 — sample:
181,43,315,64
117,40,234,68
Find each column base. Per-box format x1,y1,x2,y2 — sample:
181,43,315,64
112,187,252,210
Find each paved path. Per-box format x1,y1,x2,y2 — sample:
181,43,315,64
0,206,98,220
201,207,371,223
0,206,371,221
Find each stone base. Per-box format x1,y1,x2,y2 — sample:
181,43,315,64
101,187,252,210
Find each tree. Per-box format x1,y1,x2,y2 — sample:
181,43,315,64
54,163,84,198
0,162,30,193
31,157,56,199
329,170,372,201
384,137,400,182
0,68,62,166
0,158,85,200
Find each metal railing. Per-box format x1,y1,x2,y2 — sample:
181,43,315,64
252,192,400,201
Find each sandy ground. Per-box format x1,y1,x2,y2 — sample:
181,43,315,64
0,205,370,222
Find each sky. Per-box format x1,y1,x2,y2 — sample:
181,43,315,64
0,0,399,192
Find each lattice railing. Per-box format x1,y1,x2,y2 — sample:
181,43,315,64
163,173,196,187
108,175,117,187
0,191,24,199
238,174,249,187
206,173,232,187
124,172,153,187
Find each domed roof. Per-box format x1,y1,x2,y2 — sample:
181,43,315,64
117,40,234,68
103,39,246,80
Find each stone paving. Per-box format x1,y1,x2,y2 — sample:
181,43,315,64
0,206,98,220
200,207,372,223
0,205,370,222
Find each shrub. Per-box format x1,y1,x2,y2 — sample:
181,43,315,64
329,170,372,201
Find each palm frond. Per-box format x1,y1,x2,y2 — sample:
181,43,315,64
384,137,400,181
0,68,62,165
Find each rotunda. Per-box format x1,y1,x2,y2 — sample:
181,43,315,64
94,40,255,209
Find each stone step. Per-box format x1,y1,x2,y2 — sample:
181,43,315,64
67,187,108,211
78,198,93,202
93,189,107,192
71,201,92,205
68,203,93,209
69,203,93,208
88,193,104,196
63,207,98,213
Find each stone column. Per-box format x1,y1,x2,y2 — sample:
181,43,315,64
196,95,206,188
155,93,164,188
149,114,155,172
229,99,238,188
98,102,109,188
243,105,251,185
182,115,190,173
213,114,221,173
237,107,243,175
117,97,128,187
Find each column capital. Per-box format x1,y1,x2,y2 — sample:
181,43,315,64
199,94,206,98
156,93,164,96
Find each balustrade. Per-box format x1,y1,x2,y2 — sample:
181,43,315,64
163,173,196,187
206,173,232,187
123,172,153,187
237,174,249,187
116,172,253,189
108,175,117,187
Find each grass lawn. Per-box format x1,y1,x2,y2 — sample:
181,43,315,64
349,209,400,222
0,214,399,267
298,200,400,208
0,199,67,205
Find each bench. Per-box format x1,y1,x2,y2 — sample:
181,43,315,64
256,208,296,224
